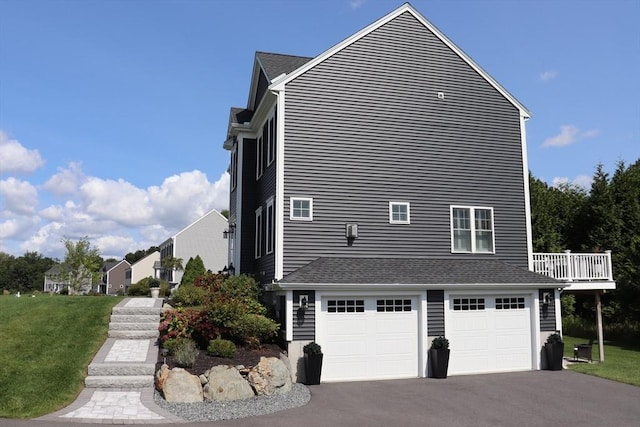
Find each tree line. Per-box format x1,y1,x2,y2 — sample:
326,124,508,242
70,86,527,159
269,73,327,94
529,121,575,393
530,159,640,326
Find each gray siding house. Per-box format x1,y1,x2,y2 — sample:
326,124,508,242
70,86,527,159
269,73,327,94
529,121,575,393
224,3,562,382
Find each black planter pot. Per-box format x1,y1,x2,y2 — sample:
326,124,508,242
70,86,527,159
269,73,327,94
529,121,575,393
545,342,564,371
304,353,323,385
429,348,450,379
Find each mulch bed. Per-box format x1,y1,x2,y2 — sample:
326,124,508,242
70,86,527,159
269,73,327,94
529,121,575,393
155,343,285,376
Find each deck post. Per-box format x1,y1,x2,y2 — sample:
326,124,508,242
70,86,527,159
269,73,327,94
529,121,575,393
564,250,573,281
595,291,604,362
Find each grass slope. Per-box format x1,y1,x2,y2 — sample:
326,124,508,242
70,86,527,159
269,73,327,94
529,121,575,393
563,335,640,387
0,295,122,418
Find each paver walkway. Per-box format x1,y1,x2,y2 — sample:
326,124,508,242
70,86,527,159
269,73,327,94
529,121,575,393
36,298,186,424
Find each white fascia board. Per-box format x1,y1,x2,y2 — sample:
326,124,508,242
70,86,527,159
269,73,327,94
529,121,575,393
269,3,530,118
561,281,616,291
275,282,562,291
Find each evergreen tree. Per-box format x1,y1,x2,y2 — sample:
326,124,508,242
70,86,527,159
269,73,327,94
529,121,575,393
180,255,206,287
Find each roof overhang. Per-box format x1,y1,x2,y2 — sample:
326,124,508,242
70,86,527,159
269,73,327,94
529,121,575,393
273,282,568,291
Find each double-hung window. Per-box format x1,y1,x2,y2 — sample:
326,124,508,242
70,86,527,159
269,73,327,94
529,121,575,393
266,115,275,166
389,202,410,224
266,198,274,254
451,206,494,253
230,145,238,191
290,197,313,221
256,133,264,179
255,207,263,259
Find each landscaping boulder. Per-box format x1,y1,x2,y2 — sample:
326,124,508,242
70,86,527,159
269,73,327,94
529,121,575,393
247,356,292,396
155,364,170,392
163,368,203,403
203,365,255,402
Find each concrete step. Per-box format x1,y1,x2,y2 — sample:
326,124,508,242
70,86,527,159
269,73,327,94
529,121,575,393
109,322,159,331
110,314,159,323
109,330,159,339
88,362,156,376
85,375,154,388
111,306,162,316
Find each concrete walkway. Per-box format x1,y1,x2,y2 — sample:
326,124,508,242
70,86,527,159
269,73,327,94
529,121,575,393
36,298,186,424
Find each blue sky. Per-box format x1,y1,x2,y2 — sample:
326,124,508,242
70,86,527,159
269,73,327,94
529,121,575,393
1,0,638,259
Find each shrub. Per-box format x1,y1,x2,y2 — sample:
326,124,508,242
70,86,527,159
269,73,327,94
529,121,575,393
181,256,206,288
430,336,449,350
128,277,151,296
172,285,207,307
546,332,563,344
173,338,199,368
229,313,278,348
303,342,322,355
207,337,237,358
159,281,171,297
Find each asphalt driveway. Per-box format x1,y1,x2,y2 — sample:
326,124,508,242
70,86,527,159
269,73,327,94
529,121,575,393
2,370,639,427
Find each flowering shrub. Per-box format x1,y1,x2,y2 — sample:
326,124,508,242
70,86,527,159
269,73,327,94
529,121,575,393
158,274,279,349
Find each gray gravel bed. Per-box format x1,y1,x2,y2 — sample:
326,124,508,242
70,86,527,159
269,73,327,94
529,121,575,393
153,384,311,422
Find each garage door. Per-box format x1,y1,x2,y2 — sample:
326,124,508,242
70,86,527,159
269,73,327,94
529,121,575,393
447,295,532,375
318,296,419,382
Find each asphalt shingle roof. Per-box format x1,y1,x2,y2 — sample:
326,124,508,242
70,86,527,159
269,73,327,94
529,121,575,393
255,51,313,81
279,257,561,285
229,107,253,125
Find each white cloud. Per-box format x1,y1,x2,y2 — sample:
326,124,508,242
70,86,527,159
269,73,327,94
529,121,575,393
42,162,84,196
552,174,592,190
542,125,599,148
0,131,45,174
539,71,558,81
349,0,365,10
9,165,230,259
0,177,39,215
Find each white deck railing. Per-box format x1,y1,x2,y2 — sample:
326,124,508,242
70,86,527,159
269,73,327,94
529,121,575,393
532,250,613,282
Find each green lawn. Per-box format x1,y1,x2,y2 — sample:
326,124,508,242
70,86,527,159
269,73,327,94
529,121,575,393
0,294,122,418
563,335,640,387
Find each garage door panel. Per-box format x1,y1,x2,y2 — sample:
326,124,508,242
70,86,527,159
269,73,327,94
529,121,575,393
448,295,532,375
320,296,419,381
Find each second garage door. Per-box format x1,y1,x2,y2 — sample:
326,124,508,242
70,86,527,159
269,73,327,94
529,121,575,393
447,294,533,375
318,296,419,382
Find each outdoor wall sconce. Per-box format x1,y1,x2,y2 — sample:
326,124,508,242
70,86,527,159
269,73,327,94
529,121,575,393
299,295,309,311
222,223,236,239
219,263,236,276
542,292,552,305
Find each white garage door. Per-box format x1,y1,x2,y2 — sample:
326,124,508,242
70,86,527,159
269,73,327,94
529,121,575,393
448,295,533,375
318,296,419,382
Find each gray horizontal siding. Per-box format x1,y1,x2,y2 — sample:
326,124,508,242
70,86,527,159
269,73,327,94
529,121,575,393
282,11,528,276
539,289,557,332
427,290,445,336
292,290,315,340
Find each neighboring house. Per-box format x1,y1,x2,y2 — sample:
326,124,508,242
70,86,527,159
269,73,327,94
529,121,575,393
124,251,160,291
154,209,228,285
43,264,94,294
223,3,615,382
43,265,68,293
99,260,130,295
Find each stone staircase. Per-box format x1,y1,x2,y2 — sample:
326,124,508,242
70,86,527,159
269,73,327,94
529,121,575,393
85,298,163,388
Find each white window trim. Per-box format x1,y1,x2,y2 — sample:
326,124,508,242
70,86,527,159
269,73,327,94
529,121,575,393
450,205,495,254
255,207,263,259
290,197,313,221
256,134,264,180
230,145,237,191
266,197,274,255
389,201,410,224
266,115,275,166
